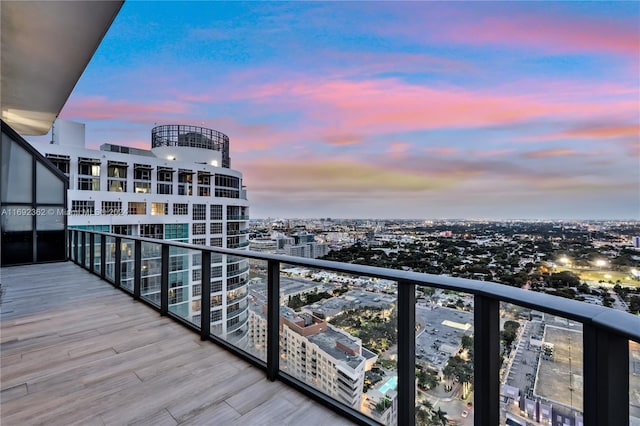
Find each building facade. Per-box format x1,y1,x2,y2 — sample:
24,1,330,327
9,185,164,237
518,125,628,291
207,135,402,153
248,305,366,409
31,121,250,340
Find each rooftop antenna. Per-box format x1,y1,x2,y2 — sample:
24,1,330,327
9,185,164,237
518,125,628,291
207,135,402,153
50,120,55,144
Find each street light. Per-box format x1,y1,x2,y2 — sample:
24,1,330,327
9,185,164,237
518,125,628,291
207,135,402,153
595,259,607,269
558,256,570,266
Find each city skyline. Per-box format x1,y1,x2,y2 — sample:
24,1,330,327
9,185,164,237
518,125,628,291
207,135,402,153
28,1,640,219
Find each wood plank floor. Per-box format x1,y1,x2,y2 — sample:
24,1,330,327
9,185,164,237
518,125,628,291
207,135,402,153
0,262,355,426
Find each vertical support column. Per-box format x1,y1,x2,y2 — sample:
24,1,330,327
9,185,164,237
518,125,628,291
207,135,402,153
81,231,86,268
114,236,121,288
134,239,141,300
89,232,95,272
397,280,416,426
160,244,169,315
73,230,79,263
266,260,280,381
474,295,500,426
67,229,72,260
100,235,106,280
583,325,629,425
200,251,211,340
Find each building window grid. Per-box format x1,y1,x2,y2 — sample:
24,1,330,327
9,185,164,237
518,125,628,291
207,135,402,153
192,204,206,220
192,223,207,235
71,200,94,215
210,223,223,234
101,201,123,215
173,203,188,215
210,237,223,247
192,238,206,245
210,205,222,220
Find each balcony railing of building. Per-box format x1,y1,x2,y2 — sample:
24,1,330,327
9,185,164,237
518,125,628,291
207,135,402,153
227,215,250,221
68,229,640,426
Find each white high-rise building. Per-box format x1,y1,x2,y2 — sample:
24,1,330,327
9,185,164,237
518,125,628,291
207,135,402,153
32,121,250,340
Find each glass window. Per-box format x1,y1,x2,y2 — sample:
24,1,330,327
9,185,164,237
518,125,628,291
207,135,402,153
108,180,126,192
79,162,100,176
134,167,151,180
107,164,127,178
101,201,123,215
151,203,168,215
193,223,206,235
210,204,222,220
193,204,206,220
192,238,206,245
78,177,100,191
1,136,32,203
210,222,222,234
128,202,146,215
210,237,223,247
71,200,94,215
140,224,164,239
173,203,188,215
158,183,173,194
158,170,173,182
134,182,151,193
36,162,64,204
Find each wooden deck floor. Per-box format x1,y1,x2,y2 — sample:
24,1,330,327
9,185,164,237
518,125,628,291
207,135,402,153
0,262,354,426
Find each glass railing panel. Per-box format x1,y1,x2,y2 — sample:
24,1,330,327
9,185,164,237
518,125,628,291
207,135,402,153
140,241,161,306
120,238,135,293
500,303,584,425
415,287,474,426
276,266,397,422
93,234,101,273
71,231,78,262
243,257,268,362
104,236,116,283
84,233,91,269
631,340,640,425
167,246,191,321
202,252,256,355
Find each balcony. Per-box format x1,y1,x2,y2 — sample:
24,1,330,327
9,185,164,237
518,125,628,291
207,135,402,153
0,262,352,425
3,229,640,426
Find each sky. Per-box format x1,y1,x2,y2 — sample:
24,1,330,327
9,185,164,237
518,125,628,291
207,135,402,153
31,1,640,219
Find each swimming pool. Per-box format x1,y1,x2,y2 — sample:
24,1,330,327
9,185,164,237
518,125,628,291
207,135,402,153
378,375,398,394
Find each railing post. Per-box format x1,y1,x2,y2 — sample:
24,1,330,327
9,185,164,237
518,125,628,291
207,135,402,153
474,295,500,426
100,235,106,280
89,232,95,272
583,325,629,425
67,229,72,260
398,280,416,426
160,244,169,316
266,260,280,381
73,230,79,263
81,231,86,268
114,236,121,288
200,251,211,340
134,239,141,300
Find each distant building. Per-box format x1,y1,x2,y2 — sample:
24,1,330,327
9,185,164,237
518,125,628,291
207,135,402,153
632,236,640,249
363,375,398,426
248,305,366,409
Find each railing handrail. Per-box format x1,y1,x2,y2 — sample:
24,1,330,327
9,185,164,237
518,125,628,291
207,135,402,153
85,230,640,342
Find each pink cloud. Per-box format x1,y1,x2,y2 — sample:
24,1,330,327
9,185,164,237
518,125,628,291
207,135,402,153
437,12,639,57
60,96,190,122
243,78,637,139
523,149,577,159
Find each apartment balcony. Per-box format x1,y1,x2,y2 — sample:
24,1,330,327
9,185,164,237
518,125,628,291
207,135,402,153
0,262,351,425
3,229,640,426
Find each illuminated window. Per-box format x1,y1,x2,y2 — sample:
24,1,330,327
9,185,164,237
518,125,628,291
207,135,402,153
151,202,168,215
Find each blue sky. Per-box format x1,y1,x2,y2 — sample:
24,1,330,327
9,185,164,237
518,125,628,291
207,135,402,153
33,1,640,219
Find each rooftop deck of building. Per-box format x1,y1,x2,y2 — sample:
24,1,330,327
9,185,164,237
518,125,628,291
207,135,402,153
0,262,354,426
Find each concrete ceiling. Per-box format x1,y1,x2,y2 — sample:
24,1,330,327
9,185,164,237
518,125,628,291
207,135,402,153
1,1,124,135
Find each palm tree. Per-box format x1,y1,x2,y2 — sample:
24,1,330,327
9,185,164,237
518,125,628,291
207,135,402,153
430,407,449,426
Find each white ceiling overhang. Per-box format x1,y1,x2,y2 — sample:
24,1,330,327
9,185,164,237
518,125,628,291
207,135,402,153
1,1,124,135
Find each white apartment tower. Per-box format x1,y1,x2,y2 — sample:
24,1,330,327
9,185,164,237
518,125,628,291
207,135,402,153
32,121,250,341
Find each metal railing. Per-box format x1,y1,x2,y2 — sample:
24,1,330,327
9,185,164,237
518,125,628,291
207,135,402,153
68,229,640,426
